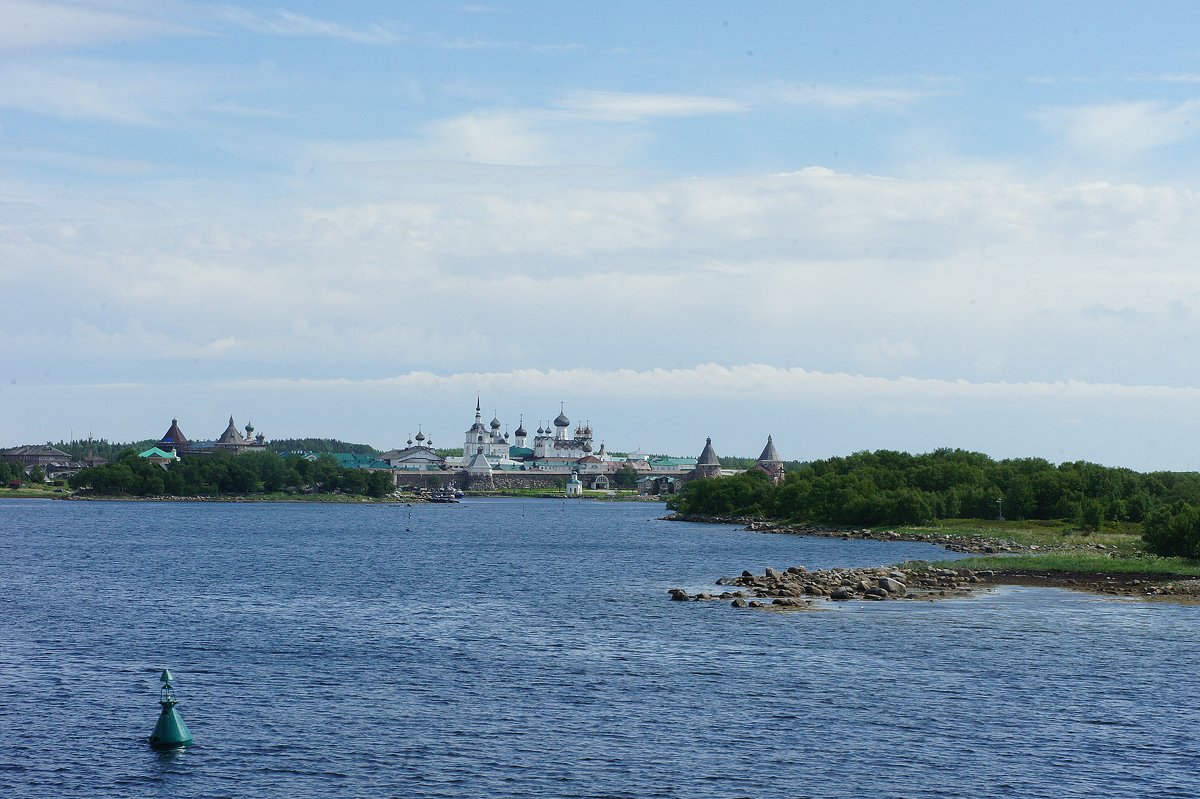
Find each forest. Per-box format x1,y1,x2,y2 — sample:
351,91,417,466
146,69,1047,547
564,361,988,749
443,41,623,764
68,449,395,499
667,448,1200,556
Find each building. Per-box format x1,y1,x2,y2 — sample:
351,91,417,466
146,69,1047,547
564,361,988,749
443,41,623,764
1,445,73,469
139,446,180,467
755,435,785,484
463,398,512,464
214,417,268,455
157,419,190,456
1,445,75,477
530,406,595,462
692,437,722,480
379,430,447,471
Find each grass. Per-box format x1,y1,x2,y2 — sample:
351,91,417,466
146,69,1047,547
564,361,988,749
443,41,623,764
1,483,70,499
933,552,1200,578
891,518,1144,555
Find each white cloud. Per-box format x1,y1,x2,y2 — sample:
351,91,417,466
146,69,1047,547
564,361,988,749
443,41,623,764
0,0,196,52
554,90,747,121
218,7,408,45
757,80,942,109
1041,99,1200,160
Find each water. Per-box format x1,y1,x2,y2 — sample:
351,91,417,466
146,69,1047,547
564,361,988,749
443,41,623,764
1,498,1197,798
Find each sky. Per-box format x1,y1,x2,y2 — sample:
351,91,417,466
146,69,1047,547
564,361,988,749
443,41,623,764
4,1,1200,469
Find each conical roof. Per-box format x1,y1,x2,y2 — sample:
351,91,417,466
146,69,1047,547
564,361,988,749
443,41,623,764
757,435,781,463
160,418,189,449
217,416,244,445
696,437,720,466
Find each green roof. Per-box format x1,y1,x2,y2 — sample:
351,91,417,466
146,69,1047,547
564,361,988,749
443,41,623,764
139,447,178,460
650,457,697,466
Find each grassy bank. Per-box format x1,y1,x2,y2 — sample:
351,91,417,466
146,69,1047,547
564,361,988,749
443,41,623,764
934,552,1200,578
893,518,1144,555
893,519,1200,579
1,484,70,499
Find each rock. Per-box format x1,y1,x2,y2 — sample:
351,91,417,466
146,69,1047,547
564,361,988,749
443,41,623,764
765,567,782,581
695,592,712,601
716,576,739,586
668,588,690,601
748,601,764,608
731,598,748,608
864,587,889,599
787,566,807,575
830,587,855,601
878,577,907,596
741,570,755,578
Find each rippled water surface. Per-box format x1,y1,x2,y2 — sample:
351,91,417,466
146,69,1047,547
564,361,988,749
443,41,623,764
1,498,1197,798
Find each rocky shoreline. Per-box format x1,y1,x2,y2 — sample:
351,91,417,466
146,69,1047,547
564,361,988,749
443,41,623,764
669,564,986,610
667,559,1200,609
668,564,1200,609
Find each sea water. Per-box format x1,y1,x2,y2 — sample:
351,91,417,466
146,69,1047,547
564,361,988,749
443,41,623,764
0,498,1196,798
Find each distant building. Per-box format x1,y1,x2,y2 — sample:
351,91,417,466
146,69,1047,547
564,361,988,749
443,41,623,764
157,419,191,456
380,430,446,471
691,437,722,480
215,417,268,455
1,445,72,468
1,445,75,477
755,435,785,484
157,416,267,457
139,446,180,467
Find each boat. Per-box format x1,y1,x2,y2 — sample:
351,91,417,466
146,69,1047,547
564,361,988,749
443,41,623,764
429,489,459,503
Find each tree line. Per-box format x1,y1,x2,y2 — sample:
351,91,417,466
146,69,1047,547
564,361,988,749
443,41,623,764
666,448,1200,557
69,450,395,498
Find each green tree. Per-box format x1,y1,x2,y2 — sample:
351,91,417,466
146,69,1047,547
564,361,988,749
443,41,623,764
1143,502,1200,558
612,465,639,490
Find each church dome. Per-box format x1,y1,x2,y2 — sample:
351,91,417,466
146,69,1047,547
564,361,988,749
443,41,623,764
415,431,426,443
582,441,593,453
490,416,501,430
554,410,570,428
515,422,527,437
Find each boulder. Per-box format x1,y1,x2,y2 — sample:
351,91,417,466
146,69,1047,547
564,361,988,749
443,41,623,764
765,567,782,581
878,577,907,596
731,598,749,608
830,587,855,601
668,588,690,601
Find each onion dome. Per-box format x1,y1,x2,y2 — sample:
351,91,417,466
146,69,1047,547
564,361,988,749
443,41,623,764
407,439,413,446
554,410,570,428
415,430,426,443
582,441,593,453
515,416,527,437
537,426,545,435
490,415,501,430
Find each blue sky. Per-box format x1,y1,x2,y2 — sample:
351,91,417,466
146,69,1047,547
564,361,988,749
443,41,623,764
5,1,1200,468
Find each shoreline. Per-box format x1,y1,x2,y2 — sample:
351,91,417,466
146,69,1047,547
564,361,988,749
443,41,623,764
666,512,1200,600
665,512,1034,555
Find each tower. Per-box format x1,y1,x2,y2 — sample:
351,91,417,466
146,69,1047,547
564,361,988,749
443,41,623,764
755,435,784,484
693,437,721,480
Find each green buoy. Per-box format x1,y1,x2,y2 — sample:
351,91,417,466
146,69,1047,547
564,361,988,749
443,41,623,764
149,669,194,750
